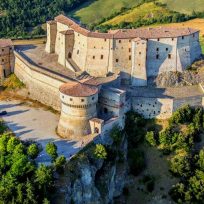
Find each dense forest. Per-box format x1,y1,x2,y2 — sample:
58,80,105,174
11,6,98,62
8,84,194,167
0,0,88,38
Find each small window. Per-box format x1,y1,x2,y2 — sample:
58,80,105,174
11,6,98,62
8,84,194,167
93,56,95,59
156,54,159,59
116,59,119,63
157,38,160,41
77,50,79,54
168,54,172,59
92,97,95,100
104,39,107,42
182,36,184,40
156,48,159,51
172,38,174,41
81,99,84,102
139,52,141,55
2,59,4,62
193,34,195,38
138,64,141,66
129,40,131,42
166,48,169,51
129,56,131,60
70,98,73,101
2,49,4,52
101,55,103,59
62,95,64,99
129,48,131,52
78,34,80,36
119,40,121,43
94,46,96,48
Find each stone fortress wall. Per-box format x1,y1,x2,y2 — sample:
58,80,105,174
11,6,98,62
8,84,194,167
46,15,202,85
8,14,204,139
14,51,67,110
0,39,15,82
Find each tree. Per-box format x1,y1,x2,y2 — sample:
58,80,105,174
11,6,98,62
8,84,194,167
27,144,40,159
94,144,107,159
7,137,19,153
24,180,37,204
145,131,156,146
35,164,53,192
54,155,66,173
45,142,58,161
110,126,123,146
197,148,204,171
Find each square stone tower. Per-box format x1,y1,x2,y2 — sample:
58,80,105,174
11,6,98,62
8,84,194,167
0,39,14,82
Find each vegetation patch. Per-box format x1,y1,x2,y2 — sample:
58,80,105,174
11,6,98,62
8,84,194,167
2,74,25,90
0,120,66,203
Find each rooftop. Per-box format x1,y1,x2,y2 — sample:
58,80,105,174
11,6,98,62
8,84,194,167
59,81,98,97
0,39,12,48
55,14,199,39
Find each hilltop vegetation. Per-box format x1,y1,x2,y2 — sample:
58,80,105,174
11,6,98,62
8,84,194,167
70,0,144,25
159,0,204,14
0,0,87,38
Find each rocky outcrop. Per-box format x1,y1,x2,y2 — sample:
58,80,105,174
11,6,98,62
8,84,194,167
52,136,128,204
148,59,204,88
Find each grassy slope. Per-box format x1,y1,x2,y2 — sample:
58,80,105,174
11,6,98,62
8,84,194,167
102,2,172,26
70,0,142,25
159,0,204,14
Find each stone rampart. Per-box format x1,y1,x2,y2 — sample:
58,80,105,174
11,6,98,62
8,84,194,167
14,51,72,110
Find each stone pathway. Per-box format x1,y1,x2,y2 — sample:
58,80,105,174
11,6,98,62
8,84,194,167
0,100,86,164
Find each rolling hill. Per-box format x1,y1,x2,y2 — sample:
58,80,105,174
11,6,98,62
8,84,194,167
70,0,144,25
159,0,204,14
102,2,173,26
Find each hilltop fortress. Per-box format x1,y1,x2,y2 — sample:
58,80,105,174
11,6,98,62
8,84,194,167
46,15,201,86
1,14,204,139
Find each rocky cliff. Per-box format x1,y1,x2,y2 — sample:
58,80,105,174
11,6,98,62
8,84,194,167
52,135,128,204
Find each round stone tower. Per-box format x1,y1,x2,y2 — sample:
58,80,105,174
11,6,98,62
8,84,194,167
57,81,99,139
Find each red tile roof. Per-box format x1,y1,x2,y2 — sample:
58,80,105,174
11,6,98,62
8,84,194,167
54,14,199,39
59,81,98,97
0,39,12,48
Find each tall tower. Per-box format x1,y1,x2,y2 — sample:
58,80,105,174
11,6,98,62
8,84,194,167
57,81,99,139
45,21,57,54
0,39,14,82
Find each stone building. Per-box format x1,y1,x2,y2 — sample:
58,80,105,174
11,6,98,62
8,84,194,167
0,39,14,82
46,14,202,86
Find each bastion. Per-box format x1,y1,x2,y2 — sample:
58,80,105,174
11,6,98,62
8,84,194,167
57,81,99,138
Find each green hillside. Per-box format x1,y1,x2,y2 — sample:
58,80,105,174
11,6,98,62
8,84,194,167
102,2,172,26
159,0,204,14
70,0,143,25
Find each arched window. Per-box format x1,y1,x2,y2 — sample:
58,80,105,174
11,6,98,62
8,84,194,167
68,52,72,58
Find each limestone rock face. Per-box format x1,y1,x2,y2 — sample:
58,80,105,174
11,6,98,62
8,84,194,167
52,136,128,204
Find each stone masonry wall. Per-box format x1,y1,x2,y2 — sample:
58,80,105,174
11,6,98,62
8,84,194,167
14,51,67,111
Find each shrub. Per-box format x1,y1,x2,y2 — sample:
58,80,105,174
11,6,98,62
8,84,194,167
94,144,107,160
54,156,66,173
110,126,123,146
27,144,40,159
128,149,145,176
145,131,156,147
45,143,58,161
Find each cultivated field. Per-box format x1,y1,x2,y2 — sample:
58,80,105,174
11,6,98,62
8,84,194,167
159,0,204,14
102,2,172,26
70,0,142,25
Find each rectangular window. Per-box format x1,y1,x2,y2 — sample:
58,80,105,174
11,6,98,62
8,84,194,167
93,56,95,59
77,50,79,54
116,59,119,62
129,56,131,60
129,48,131,52
182,36,184,40
156,48,159,51
166,48,169,51
157,38,160,41
156,54,159,59
119,40,121,43
101,55,103,59
168,54,172,59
